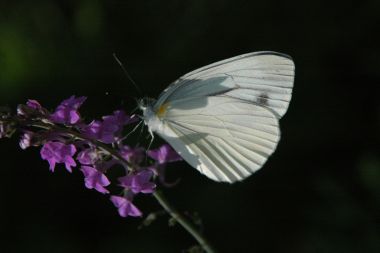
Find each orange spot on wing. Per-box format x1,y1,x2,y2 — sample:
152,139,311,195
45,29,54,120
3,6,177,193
156,103,169,118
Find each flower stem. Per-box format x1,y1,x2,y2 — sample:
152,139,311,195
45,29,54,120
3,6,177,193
22,120,132,168
153,191,217,253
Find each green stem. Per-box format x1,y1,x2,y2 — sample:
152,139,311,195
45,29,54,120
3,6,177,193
153,191,217,253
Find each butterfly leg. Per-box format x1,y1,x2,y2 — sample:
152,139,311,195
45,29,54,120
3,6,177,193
120,120,144,142
147,128,154,151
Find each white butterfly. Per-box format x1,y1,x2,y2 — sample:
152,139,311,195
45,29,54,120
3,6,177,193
140,51,295,183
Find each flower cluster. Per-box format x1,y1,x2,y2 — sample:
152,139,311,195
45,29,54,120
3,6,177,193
1,96,182,218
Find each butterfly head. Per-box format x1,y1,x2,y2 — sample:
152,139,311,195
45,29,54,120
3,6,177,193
139,97,156,123
138,97,155,111
139,97,168,135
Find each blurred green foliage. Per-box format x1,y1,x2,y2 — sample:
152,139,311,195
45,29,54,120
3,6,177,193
0,0,379,253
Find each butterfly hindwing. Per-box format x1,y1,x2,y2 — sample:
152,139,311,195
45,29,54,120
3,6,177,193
158,96,280,183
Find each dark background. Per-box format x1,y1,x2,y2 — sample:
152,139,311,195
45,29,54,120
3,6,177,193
0,0,379,252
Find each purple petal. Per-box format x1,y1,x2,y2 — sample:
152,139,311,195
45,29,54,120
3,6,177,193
103,110,137,127
77,148,98,165
26,100,42,110
136,170,154,182
110,195,125,208
81,166,93,177
69,111,80,124
120,146,144,165
64,156,76,173
119,170,156,194
94,184,110,194
79,110,137,144
61,96,87,109
19,131,34,150
119,175,133,188
81,120,116,144
50,96,86,125
17,99,49,117
82,120,101,136
81,166,110,194
148,144,182,164
66,144,77,156
47,159,56,172
140,182,156,194
127,202,143,217
97,173,111,186
110,196,142,217
40,141,77,172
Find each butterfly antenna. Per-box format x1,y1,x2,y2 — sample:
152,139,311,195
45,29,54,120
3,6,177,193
113,53,143,96
130,98,142,114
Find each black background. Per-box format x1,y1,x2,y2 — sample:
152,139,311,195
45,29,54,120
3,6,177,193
0,1,379,252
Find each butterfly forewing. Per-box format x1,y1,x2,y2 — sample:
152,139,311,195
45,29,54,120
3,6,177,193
155,51,294,118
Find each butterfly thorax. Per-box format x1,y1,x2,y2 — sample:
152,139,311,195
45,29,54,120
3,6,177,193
139,98,164,133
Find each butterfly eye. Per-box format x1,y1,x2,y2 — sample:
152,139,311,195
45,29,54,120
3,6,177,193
139,98,149,109
138,99,145,109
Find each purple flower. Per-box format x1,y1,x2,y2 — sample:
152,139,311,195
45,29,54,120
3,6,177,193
148,144,182,164
119,170,156,194
77,148,99,165
110,195,142,217
81,120,118,144
81,111,137,144
120,145,145,165
19,131,34,149
17,99,48,117
102,111,138,132
40,141,77,172
50,96,86,124
26,100,42,110
81,166,110,194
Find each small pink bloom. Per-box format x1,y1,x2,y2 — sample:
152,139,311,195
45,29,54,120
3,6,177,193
19,131,34,149
26,100,42,110
120,145,145,165
148,144,182,164
81,166,110,194
40,141,77,172
77,148,99,165
119,170,156,194
110,196,142,217
50,96,86,124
